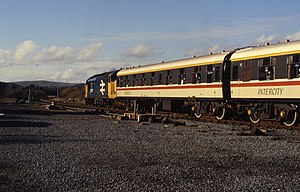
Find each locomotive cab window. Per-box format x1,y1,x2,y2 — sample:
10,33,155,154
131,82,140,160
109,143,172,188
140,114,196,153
258,57,274,81
89,82,94,93
111,71,119,82
288,54,300,79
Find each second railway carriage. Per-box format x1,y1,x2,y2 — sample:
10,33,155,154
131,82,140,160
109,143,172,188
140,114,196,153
86,40,300,127
117,52,227,113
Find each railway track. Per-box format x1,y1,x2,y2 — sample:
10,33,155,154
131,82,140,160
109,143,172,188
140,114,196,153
37,100,300,131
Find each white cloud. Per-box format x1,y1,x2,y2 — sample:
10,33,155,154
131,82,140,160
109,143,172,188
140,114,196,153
208,45,221,53
0,40,105,82
0,49,13,58
186,44,221,57
47,69,85,82
286,31,300,41
127,44,153,58
14,40,37,61
33,42,103,64
84,60,124,74
77,42,103,61
185,48,199,57
33,46,75,63
61,69,77,80
0,40,104,66
254,34,278,45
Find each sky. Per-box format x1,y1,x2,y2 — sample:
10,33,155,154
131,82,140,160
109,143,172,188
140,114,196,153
1,0,300,83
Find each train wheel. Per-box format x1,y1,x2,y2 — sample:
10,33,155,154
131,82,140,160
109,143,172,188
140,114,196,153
216,107,232,120
249,108,260,124
193,104,203,119
216,107,225,120
194,110,202,118
283,111,298,127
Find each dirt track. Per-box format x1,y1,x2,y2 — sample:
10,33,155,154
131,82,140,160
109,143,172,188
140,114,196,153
1,103,300,191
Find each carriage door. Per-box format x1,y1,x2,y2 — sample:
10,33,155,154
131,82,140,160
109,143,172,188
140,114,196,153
231,62,241,98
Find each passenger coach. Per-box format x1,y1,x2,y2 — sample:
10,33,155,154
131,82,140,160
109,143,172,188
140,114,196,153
86,40,300,127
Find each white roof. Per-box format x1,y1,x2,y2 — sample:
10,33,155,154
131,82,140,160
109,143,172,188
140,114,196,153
232,40,300,61
118,53,227,76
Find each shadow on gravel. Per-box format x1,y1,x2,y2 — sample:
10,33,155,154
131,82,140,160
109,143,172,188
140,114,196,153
0,109,82,116
0,104,86,116
0,135,97,145
0,121,52,128
0,135,60,145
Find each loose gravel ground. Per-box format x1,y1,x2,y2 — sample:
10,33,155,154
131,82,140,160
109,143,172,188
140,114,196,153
1,103,300,192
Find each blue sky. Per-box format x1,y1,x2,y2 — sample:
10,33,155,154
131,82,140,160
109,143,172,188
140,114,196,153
1,0,300,82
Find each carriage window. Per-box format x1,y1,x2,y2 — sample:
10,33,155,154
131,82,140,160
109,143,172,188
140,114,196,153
293,54,300,63
125,75,129,87
192,66,201,84
158,73,163,84
214,66,220,82
232,65,239,81
207,65,213,83
133,74,137,86
288,54,300,79
150,72,155,85
242,61,251,81
178,68,186,84
258,57,274,80
118,77,123,87
141,74,146,86
165,70,172,85
207,65,213,71
128,75,131,86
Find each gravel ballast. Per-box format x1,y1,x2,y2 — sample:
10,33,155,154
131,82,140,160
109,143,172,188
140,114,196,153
1,103,300,191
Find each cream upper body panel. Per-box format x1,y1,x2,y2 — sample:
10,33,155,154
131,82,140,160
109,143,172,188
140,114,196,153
117,52,227,76
231,40,300,62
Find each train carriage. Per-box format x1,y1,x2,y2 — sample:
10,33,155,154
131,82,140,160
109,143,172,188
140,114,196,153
116,51,227,114
228,40,300,125
117,53,226,99
85,40,300,127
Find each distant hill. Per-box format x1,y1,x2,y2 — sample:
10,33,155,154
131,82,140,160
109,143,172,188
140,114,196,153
13,80,80,88
0,81,85,102
60,84,85,101
0,81,25,100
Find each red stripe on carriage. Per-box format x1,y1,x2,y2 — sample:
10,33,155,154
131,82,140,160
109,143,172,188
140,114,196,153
116,80,300,91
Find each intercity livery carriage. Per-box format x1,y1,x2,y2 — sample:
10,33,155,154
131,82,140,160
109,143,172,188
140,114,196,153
85,40,300,127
